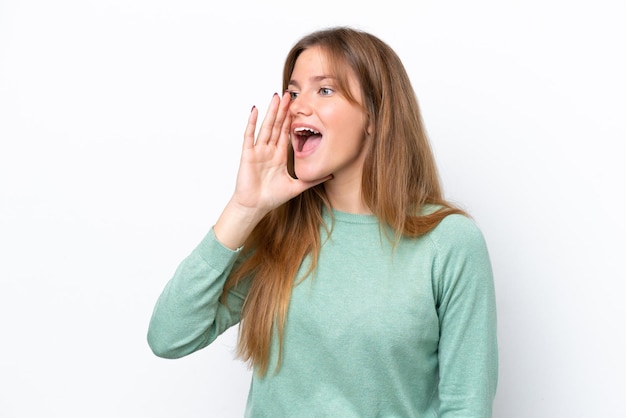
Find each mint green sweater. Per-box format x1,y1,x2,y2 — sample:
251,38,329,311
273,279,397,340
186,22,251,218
148,211,498,417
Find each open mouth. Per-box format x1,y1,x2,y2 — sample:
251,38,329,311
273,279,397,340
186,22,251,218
293,127,322,154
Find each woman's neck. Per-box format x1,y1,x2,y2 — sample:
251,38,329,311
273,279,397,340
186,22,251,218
323,175,372,215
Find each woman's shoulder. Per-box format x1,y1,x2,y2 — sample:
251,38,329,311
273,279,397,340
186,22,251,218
432,211,481,233
425,211,489,256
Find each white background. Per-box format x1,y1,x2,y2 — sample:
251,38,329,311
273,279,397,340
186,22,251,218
1,0,625,417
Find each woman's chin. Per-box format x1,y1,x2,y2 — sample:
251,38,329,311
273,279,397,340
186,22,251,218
294,166,331,184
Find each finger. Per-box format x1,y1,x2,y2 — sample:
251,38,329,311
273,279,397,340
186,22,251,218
269,91,292,146
257,93,280,145
243,105,258,149
276,111,292,151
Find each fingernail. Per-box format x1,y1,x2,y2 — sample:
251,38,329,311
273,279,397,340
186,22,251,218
251,105,256,112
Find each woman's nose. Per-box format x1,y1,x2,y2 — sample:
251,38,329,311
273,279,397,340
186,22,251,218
289,94,313,116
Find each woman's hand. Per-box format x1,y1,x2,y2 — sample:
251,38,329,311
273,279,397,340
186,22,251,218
232,92,329,212
213,92,331,250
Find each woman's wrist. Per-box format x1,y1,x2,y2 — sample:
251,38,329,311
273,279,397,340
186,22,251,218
213,200,268,250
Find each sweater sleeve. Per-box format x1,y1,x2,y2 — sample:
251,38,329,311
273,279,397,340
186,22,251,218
431,215,498,417
147,228,250,359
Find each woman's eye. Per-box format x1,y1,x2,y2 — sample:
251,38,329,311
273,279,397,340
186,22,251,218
287,91,299,100
319,87,333,96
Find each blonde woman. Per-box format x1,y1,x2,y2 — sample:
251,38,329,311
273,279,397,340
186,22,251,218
148,27,498,417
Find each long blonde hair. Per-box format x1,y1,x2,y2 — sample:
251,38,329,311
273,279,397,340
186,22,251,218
222,27,465,375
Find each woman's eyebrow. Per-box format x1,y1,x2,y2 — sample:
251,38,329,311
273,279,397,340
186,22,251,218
288,75,335,87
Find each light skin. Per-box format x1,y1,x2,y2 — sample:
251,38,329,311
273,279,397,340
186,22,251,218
214,46,371,250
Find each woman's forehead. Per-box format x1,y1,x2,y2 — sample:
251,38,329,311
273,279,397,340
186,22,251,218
292,46,354,82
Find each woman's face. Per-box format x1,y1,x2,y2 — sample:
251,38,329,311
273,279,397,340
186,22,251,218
288,46,370,184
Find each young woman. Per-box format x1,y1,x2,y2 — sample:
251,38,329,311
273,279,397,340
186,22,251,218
148,27,498,417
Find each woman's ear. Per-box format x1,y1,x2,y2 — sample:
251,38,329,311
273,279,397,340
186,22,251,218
366,115,374,136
